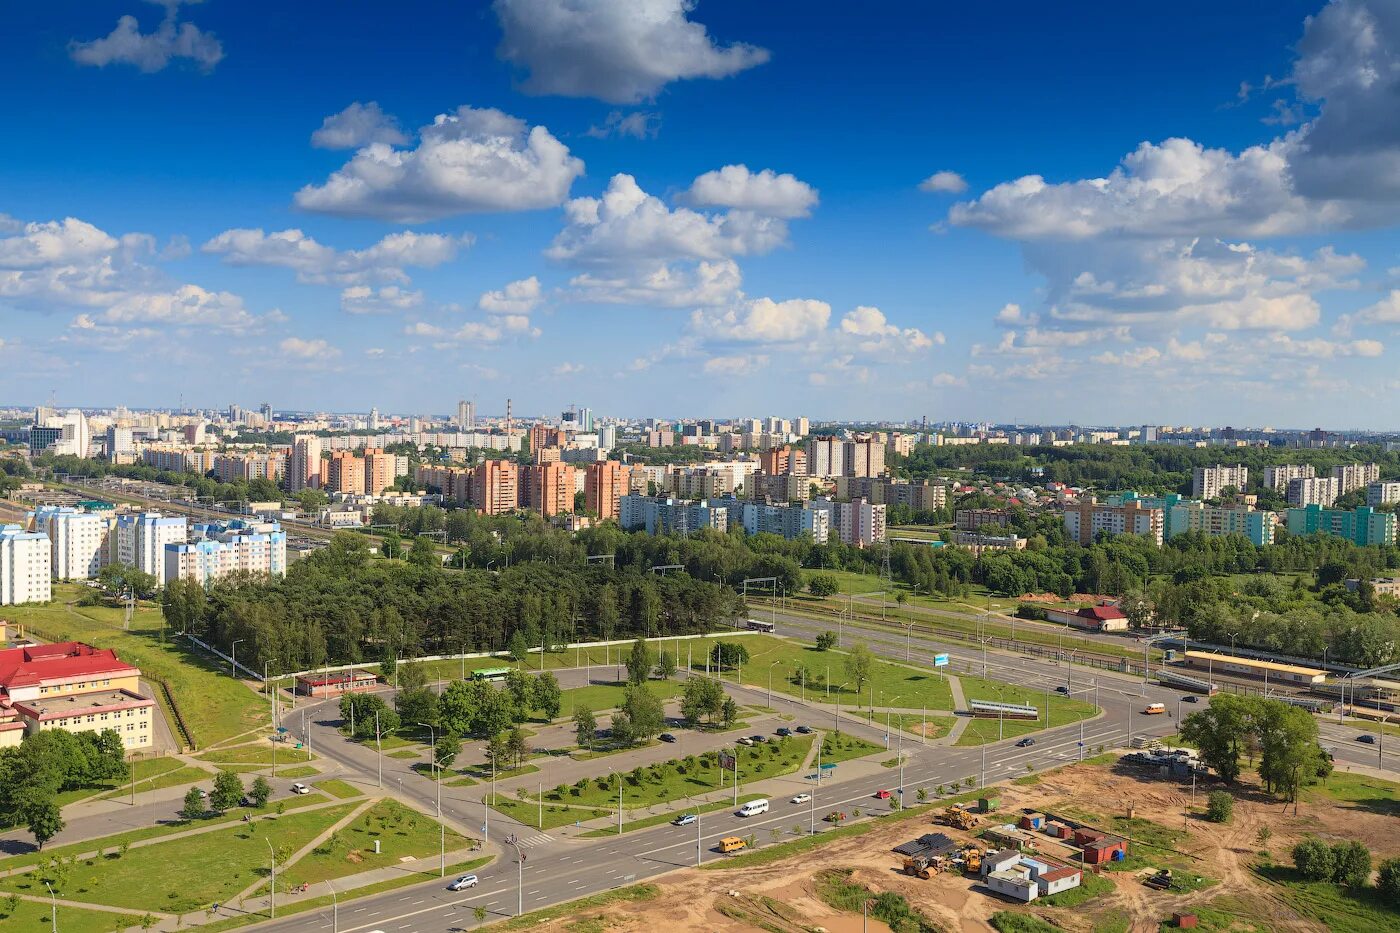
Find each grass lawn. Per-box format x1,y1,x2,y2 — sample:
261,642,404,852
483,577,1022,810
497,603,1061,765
814,569,896,595
490,795,613,831
1303,770,1400,817
571,739,660,761
539,735,814,812
4,584,269,748
315,779,363,799
955,698,1099,747
556,678,685,719
855,712,956,742
696,634,956,712
282,799,468,886
1339,719,1400,739
272,765,318,779
0,803,358,913
1253,863,1400,933
387,749,422,759
1155,896,1267,933
0,898,136,933
196,742,317,765
887,525,946,541
819,732,886,764
1038,867,1116,907
462,762,539,780
55,756,187,808
98,764,213,800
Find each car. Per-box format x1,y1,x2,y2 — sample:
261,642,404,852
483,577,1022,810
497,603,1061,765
197,788,209,798
1016,738,1036,748
751,735,767,744
1358,734,1378,744
290,782,312,795
1183,695,1200,703
736,737,755,747
873,789,892,799
447,874,478,891
775,727,792,737
795,725,813,734
790,793,812,804
672,813,697,826
1055,685,1069,694
659,733,677,743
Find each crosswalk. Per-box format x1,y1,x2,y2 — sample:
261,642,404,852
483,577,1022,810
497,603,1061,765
514,831,555,849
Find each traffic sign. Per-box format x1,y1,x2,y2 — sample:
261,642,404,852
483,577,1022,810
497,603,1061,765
934,653,949,667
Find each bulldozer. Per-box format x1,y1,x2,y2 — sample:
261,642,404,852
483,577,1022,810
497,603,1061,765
935,804,979,831
902,854,947,879
961,844,984,875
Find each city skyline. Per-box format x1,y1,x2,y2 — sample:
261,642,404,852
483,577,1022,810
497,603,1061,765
6,1,1400,423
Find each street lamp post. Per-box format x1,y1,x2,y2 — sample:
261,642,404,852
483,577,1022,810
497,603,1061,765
607,768,623,835
835,681,850,733
44,880,56,933
768,660,780,708
265,838,276,919
230,638,244,677
328,879,338,933
373,710,382,788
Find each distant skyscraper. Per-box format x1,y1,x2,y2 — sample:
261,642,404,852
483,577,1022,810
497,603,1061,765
368,407,380,430
1141,425,1157,442
260,402,272,421
579,407,594,432
456,399,475,429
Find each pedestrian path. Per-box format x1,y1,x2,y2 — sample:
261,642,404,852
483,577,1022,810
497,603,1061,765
514,830,555,849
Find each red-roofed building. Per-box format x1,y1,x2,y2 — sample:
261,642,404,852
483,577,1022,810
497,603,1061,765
1047,605,1129,632
295,670,379,698
0,642,153,748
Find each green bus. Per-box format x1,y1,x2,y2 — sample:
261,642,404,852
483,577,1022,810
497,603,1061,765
471,667,512,682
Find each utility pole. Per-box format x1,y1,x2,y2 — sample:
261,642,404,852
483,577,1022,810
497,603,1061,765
265,838,276,919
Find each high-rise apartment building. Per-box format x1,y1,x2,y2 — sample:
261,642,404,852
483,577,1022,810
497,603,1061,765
1191,464,1249,499
758,445,806,475
1367,481,1400,507
585,461,631,521
844,435,886,478
0,525,51,605
456,399,475,429
114,513,187,585
725,500,829,543
1332,462,1381,494
835,478,946,511
1287,505,1396,546
32,507,111,580
213,452,286,485
327,451,366,495
811,497,887,547
805,437,843,477
363,448,394,495
618,496,728,535
288,435,323,492
1168,501,1277,546
1263,464,1314,491
165,519,287,586
1287,476,1340,508
522,462,577,517
471,459,519,515
1061,500,1164,545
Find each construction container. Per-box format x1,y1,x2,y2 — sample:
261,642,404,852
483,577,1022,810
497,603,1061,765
1174,914,1198,929
1047,823,1072,839
1019,812,1045,831
979,796,1000,813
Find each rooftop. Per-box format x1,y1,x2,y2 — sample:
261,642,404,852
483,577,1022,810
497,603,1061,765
0,642,140,690
13,688,153,720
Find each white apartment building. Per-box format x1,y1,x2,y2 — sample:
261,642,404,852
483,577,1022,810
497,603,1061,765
1333,462,1381,494
1263,464,1314,491
1287,476,1341,508
1367,481,1400,507
165,520,287,587
114,513,188,585
1,526,52,605
1191,464,1249,499
805,437,843,477
811,497,887,547
31,507,111,580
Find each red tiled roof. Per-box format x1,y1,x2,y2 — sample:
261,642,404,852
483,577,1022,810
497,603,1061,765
1082,606,1127,621
1041,866,1081,882
0,642,139,690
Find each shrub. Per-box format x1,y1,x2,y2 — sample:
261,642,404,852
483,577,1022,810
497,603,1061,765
1331,840,1372,888
1292,838,1335,881
1377,857,1400,906
1205,791,1233,823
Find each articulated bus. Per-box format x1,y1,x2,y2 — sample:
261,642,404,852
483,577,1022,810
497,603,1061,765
471,667,512,682
746,619,776,633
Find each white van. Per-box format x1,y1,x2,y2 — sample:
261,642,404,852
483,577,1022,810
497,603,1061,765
737,799,769,817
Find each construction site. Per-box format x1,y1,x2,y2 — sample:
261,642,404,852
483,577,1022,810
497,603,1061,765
515,754,1400,933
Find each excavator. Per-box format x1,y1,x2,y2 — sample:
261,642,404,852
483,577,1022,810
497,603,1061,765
934,804,979,831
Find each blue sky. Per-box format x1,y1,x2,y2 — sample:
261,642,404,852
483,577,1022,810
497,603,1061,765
4,0,1400,425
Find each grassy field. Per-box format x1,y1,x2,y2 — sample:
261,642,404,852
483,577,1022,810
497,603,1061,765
1303,770,1400,816
1254,863,1400,933
196,742,317,765
0,803,358,913
315,779,363,799
5,583,268,748
281,799,468,887
493,735,816,830
850,712,956,742
818,732,886,764
98,764,213,800
955,698,1099,747
698,633,957,712
556,678,685,719
0,898,138,933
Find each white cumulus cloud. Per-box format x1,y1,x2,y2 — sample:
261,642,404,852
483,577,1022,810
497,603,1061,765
493,0,769,103
311,102,409,150
919,171,967,194
295,105,584,222
692,297,830,343
279,336,339,359
686,165,818,218
70,1,223,73
203,228,467,286
477,276,544,315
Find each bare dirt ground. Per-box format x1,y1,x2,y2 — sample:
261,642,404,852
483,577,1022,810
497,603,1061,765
524,761,1399,933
